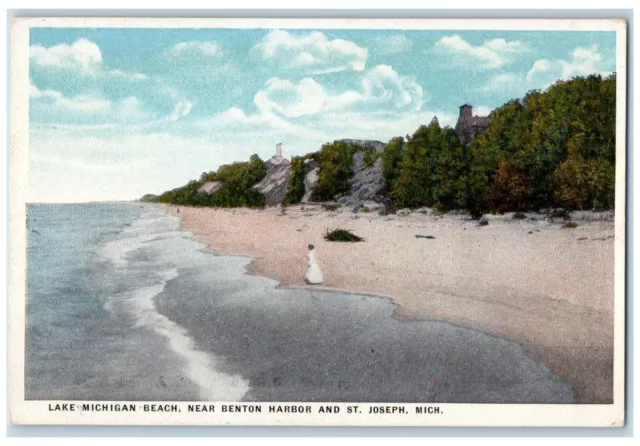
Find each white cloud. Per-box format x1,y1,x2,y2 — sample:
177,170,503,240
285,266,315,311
256,78,327,118
479,45,612,99
30,38,194,128
253,77,360,119
30,38,103,73
483,38,530,54
30,81,110,112
197,64,432,150
250,30,368,74
30,81,151,123
29,81,60,99
372,35,412,55
197,95,327,143
526,45,612,88
248,64,423,122
362,65,423,111
31,38,149,82
434,35,530,69
166,41,223,58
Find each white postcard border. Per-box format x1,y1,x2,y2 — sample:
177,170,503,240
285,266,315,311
8,16,628,427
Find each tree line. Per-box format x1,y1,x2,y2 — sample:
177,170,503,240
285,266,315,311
382,73,616,214
145,74,616,213
147,154,267,207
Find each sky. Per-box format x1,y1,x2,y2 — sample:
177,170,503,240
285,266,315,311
27,27,616,203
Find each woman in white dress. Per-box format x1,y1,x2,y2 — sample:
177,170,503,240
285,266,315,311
305,244,323,285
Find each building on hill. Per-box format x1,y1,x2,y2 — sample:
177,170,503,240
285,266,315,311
454,104,492,145
269,142,291,165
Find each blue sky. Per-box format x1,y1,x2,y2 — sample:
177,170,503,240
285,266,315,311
28,27,616,202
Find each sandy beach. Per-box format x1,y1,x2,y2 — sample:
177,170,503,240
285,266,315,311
169,204,615,404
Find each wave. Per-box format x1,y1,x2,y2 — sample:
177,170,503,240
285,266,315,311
97,206,249,401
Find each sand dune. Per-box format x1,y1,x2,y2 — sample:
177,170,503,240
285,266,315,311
168,204,615,404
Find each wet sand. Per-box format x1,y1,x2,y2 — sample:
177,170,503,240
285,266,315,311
168,204,615,403
153,250,573,403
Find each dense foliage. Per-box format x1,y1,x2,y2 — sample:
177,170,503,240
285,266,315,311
388,121,467,210
383,74,616,213
469,74,615,212
283,156,307,205
311,141,357,201
150,154,267,207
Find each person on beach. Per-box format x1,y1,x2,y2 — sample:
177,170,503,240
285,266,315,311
305,244,323,285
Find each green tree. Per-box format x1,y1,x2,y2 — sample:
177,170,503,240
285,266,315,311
466,74,615,212
390,121,464,209
553,156,615,210
312,141,356,201
435,135,469,210
381,137,405,190
283,157,306,204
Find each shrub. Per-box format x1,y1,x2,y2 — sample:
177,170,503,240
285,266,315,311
563,222,578,229
324,229,364,242
323,204,340,212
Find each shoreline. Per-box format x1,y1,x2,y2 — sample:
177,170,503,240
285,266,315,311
166,203,615,404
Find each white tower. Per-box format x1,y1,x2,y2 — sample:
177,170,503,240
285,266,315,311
270,142,290,165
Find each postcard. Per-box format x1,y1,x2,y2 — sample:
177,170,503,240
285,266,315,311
8,17,627,426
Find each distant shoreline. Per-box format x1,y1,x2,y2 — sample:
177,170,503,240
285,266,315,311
166,203,615,404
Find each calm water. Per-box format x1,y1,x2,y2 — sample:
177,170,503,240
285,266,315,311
26,202,574,403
